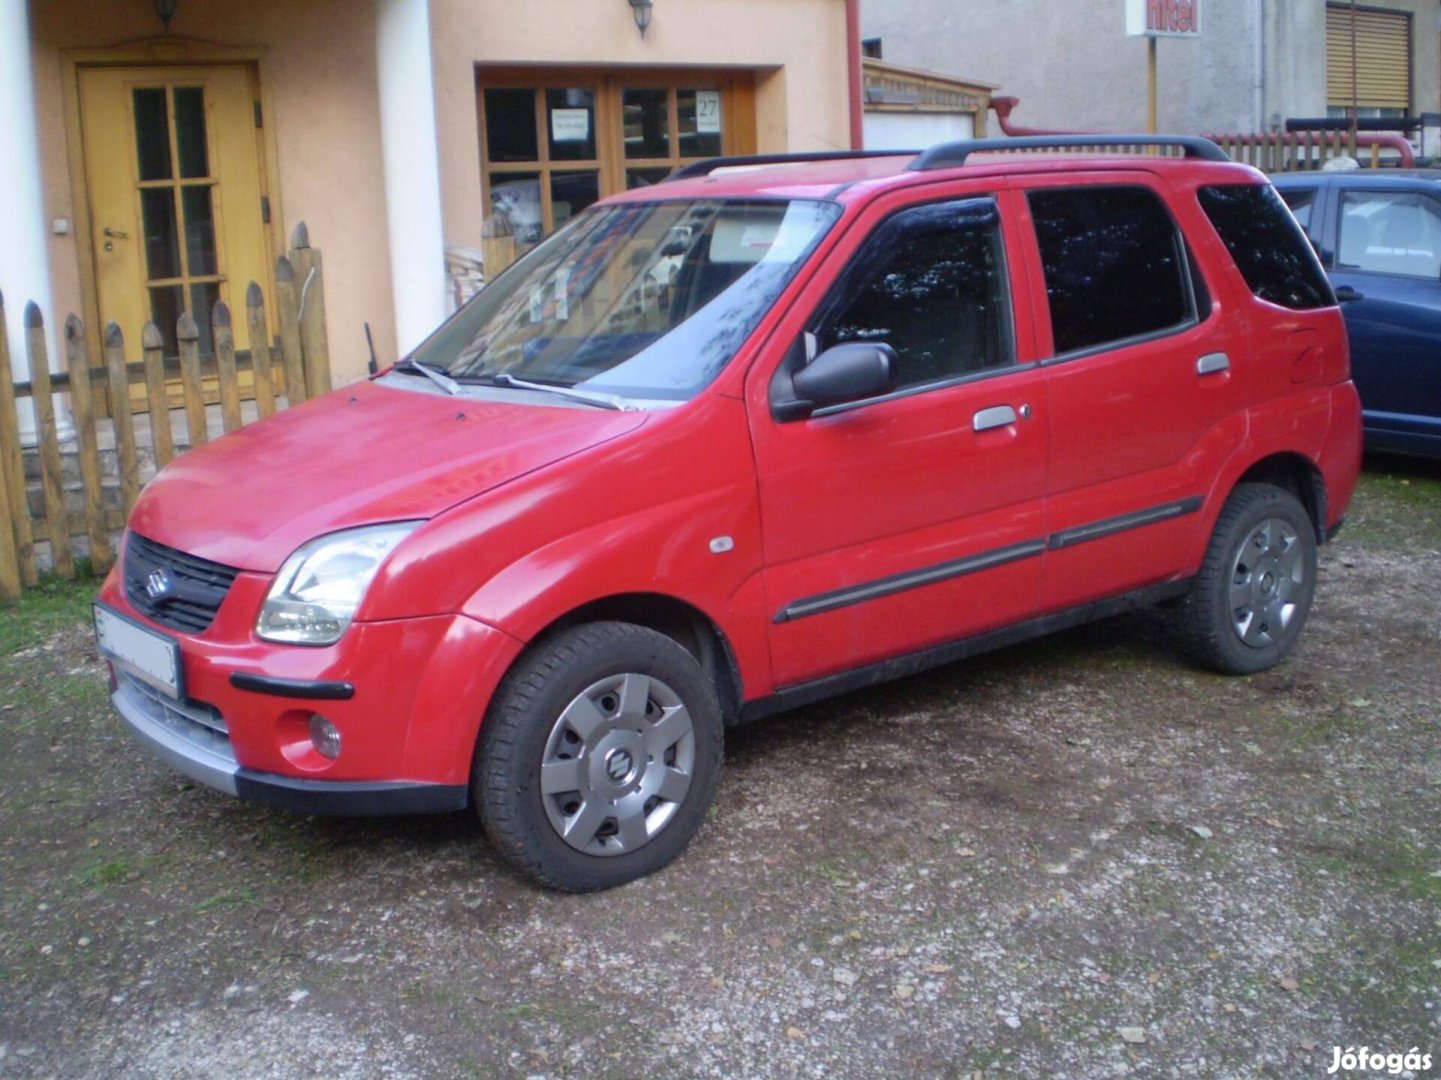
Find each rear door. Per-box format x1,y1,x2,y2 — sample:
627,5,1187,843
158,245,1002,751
1015,174,1247,613
748,185,1050,688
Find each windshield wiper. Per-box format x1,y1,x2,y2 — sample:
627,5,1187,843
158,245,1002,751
391,358,460,396
474,372,632,411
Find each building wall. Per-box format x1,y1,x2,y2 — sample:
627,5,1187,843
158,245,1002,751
863,0,1436,137
427,0,851,258
31,0,850,385
30,0,394,380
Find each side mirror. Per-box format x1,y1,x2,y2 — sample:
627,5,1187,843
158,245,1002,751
779,342,898,420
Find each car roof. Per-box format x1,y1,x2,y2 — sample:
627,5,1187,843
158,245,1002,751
608,140,1263,208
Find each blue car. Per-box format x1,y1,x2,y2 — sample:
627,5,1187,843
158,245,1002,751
1273,171,1441,457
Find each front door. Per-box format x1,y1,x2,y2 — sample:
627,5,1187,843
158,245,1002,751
1330,184,1441,449
78,64,272,361
749,188,1049,689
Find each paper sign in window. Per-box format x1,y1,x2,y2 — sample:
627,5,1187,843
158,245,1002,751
550,108,591,143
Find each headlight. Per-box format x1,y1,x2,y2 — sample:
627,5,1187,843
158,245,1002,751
256,522,421,645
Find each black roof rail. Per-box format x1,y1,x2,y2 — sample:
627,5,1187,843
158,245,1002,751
664,150,918,182
907,134,1231,171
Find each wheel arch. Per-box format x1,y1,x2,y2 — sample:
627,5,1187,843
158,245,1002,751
1233,451,1328,543
528,593,746,727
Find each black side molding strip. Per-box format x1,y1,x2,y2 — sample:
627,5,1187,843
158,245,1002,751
1048,497,1203,551
774,539,1046,624
743,578,1192,723
229,672,356,701
774,496,1204,625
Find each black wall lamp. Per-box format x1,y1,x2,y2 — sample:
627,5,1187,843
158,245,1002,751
153,0,178,30
629,0,653,38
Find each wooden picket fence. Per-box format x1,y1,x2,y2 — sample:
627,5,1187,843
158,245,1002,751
1209,130,1409,172
0,224,331,604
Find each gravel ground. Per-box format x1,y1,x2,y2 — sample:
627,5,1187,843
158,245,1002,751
1,457,1438,1080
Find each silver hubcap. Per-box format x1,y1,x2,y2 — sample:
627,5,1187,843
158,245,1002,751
540,672,696,857
1229,516,1305,648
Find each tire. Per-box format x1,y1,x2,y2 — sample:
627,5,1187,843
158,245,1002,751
1176,483,1319,675
474,621,724,892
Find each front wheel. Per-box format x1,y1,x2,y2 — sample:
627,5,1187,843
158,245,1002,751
1176,484,1319,675
474,622,723,892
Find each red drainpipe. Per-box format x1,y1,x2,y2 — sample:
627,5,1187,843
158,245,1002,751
991,95,1103,136
846,0,863,149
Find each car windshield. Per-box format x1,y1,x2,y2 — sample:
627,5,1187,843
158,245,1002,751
403,198,840,403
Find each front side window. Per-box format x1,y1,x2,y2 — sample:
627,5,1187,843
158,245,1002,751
401,198,840,404
1337,190,1441,279
1199,184,1333,309
819,198,1013,390
1028,186,1192,355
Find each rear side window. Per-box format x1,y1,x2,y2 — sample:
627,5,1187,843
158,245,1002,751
1198,184,1333,309
1028,186,1192,355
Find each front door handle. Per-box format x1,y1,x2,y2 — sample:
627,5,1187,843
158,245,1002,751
102,226,129,239
1196,352,1230,376
973,405,1017,432
1334,285,1365,303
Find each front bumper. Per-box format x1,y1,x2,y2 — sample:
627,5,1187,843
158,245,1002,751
100,567,525,816
111,672,467,815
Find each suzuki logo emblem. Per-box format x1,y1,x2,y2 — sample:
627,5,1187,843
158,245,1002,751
605,748,635,784
145,567,174,602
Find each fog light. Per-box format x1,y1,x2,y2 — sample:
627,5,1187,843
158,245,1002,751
308,714,342,759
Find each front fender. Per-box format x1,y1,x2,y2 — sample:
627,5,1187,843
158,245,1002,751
459,485,773,698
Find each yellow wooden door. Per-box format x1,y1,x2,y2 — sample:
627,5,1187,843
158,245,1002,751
78,64,271,362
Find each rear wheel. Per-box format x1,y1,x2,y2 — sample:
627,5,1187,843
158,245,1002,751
1177,483,1318,675
474,621,723,892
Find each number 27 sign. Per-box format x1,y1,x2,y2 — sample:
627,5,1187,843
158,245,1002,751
695,90,722,135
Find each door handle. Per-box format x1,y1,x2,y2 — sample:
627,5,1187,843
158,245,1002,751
1334,285,1365,303
102,226,129,239
1196,352,1230,376
973,405,1017,432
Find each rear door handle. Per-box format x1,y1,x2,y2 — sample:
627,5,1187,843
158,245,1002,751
973,405,1017,432
1196,352,1230,376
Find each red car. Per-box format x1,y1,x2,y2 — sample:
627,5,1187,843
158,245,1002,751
94,137,1361,891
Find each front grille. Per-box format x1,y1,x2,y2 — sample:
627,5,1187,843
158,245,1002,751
124,532,240,634
116,670,234,763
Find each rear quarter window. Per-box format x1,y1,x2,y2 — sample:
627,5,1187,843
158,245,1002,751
1198,184,1334,310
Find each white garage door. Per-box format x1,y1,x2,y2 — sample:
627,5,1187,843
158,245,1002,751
864,111,976,152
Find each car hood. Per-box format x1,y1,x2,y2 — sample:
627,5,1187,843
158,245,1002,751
127,381,648,572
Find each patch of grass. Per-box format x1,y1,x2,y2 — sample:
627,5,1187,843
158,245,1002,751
0,571,100,656
1342,457,1441,549
77,857,133,888
811,858,851,885
193,887,257,913
1301,829,1441,904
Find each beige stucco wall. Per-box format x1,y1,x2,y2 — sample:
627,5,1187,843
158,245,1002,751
428,0,851,256
30,0,394,383
31,0,849,384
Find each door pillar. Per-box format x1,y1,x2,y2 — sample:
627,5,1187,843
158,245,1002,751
376,0,448,355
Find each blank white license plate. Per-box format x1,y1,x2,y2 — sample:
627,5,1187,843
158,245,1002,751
94,604,183,699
